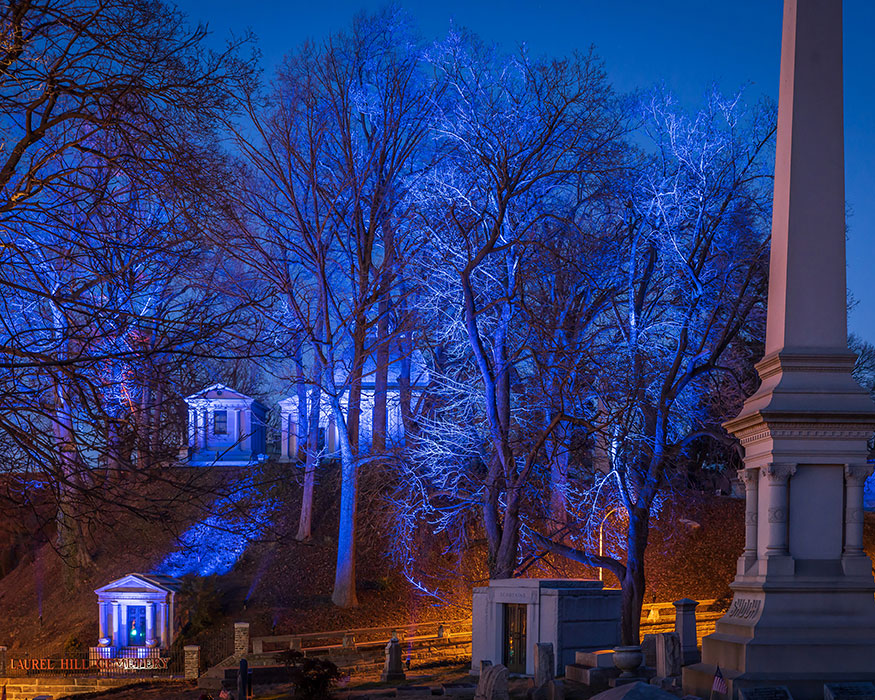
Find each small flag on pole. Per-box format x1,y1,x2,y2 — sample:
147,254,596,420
712,666,728,695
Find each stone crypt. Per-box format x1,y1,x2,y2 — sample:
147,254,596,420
683,0,875,697
93,573,181,655
471,579,621,677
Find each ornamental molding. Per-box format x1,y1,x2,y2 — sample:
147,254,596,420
846,508,865,524
767,506,787,523
744,511,758,526
738,425,874,445
738,467,760,486
844,464,874,487
764,462,796,482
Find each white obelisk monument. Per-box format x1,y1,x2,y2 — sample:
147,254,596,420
683,1,875,697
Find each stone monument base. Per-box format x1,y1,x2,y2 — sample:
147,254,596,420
683,570,875,700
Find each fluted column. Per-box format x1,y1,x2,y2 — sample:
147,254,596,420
844,464,873,557
764,463,796,557
111,601,121,647
738,467,760,573
98,602,109,644
146,602,156,647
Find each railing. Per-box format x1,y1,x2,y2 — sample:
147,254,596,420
251,618,472,656
1,648,184,678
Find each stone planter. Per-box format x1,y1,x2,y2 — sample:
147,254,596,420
613,645,643,678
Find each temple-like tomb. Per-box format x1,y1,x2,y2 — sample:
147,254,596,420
94,573,181,653
471,579,621,676
182,384,268,466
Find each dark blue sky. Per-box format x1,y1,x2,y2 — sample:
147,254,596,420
176,0,875,344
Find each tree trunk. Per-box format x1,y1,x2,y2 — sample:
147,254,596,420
619,506,649,645
371,293,390,453
331,401,359,607
547,423,570,532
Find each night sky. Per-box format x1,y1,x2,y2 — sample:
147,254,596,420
174,0,875,345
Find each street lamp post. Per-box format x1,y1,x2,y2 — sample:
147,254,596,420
597,506,624,583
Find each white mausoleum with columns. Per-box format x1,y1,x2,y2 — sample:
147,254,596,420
182,384,267,466
94,574,181,653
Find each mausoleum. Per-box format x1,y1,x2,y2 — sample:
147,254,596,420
278,354,429,461
94,573,181,652
471,579,621,676
182,384,268,466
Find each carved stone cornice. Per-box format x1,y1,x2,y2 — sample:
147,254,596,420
725,411,875,446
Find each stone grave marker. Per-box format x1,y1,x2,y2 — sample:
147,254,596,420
738,686,793,700
475,663,509,700
654,633,681,678
824,683,875,700
534,643,555,688
381,634,406,682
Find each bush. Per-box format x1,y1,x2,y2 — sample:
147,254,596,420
274,649,342,700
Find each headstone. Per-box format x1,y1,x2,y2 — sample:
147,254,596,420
382,634,406,682
534,643,555,688
654,633,681,678
672,599,699,665
738,686,793,700
641,635,656,668
475,663,509,700
824,683,875,700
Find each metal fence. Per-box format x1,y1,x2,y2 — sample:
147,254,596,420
1,647,184,678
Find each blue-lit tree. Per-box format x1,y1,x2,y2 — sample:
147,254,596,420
227,8,434,606
535,88,776,643
0,0,255,569
396,31,628,580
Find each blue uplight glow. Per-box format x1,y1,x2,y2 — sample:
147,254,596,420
152,477,277,577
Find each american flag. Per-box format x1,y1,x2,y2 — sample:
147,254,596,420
712,666,728,695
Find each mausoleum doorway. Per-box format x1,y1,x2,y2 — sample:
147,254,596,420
502,603,526,673
127,606,147,646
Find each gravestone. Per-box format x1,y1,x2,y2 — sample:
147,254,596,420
475,663,509,700
382,634,406,682
824,683,875,700
739,687,793,700
534,643,555,688
672,599,699,665
641,636,656,668
654,633,681,678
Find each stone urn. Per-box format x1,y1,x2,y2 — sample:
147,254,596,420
613,645,643,678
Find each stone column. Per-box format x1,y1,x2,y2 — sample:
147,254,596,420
184,645,200,680
145,602,156,647
843,464,873,564
157,602,166,648
111,602,121,647
738,467,760,574
327,416,337,453
763,463,796,557
673,598,699,665
234,622,250,658
288,417,297,459
201,408,209,450
98,602,109,644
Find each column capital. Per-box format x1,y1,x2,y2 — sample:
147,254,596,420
738,467,760,487
844,464,873,487
764,463,796,482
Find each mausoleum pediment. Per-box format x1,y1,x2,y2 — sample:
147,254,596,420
95,573,182,596
185,383,255,403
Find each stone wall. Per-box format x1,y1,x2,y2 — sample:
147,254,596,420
0,676,134,700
